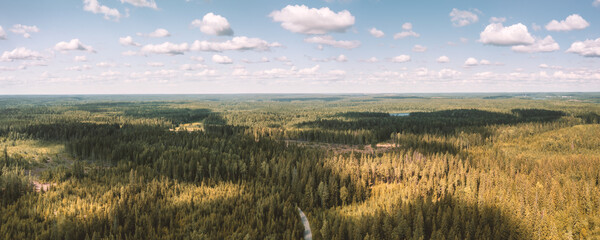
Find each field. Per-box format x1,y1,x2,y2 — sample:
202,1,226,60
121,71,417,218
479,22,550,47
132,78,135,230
1,93,599,239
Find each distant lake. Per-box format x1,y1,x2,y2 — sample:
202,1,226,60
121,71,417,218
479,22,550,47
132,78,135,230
390,113,410,117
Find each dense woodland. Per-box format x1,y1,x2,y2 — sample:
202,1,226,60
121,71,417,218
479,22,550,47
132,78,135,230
0,93,599,239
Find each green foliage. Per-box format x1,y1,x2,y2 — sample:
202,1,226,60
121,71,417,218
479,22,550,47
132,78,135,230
0,94,599,239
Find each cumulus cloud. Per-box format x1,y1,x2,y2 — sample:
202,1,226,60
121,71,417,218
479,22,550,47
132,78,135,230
363,57,379,63
464,58,494,67
96,62,117,67
545,14,589,31
298,65,320,75
479,23,535,46
119,36,140,46
190,36,281,52
304,36,360,49
391,55,411,63
275,56,291,62
66,65,92,71
74,55,88,62
191,13,233,36
55,39,96,52
512,36,560,53
450,8,478,27
595,0,600,6
1,47,43,61
567,38,600,57
437,56,450,63
0,26,6,40
120,0,157,9
394,23,419,39
83,0,123,21
212,54,233,64
489,17,506,23
335,54,348,62
464,57,479,66
438,68,462,78
141,42,189,55
180,63,207,71
369,28,384,38
310,54,348,63
137,28,170,38
269,5,355,34
9,24,39,38
412,45,427,52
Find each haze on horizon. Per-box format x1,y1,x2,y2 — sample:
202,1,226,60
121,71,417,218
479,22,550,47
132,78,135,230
1,0,599,94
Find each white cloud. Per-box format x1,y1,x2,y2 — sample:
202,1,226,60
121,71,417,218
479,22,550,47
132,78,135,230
141,42,189,55
545,14,589,31
120,0,157,9
437,56,450,63
363,57,379,63
391,55,411,63
412,45,427,52
66,65,92,71
119,36,140,46
212,54,233,64
0,26,6,39
328,70,346,76
9,24,39,38
269,5,355,34
369,28,384,38
74,55,88,62
335,54,348,62
394,23,419,39
83,0,122,21
298,65,320,75
191,13,233,36
479,23,535,46
450,8,478,27
275,56,291,62
567,38,600,57
438,68,461,78
190,36,281,52
137,28,170,38
304,35,360,49
180,63,207,71
480,59,491,65
1,47,43,61
464,57,479,66
531,23,542,31
512,36,560,53
54,39,96,52
232,68,249,76
96,62,116,67
147,62,164,67
489,17,506,23
595,0,600,6
186,69,217,77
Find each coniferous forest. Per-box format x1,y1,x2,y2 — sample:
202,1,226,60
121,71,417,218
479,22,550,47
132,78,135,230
0,93,599,239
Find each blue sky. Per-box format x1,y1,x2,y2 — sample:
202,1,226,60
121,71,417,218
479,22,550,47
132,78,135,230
1,0,599,94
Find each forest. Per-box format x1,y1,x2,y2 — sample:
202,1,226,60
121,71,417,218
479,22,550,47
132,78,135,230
0,93,599,239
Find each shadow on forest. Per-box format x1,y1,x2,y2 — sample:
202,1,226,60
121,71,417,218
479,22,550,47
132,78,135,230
321,194,531,240
298,109,565,139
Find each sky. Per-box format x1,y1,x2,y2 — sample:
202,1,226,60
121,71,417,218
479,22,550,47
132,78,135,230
0,0,599,94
